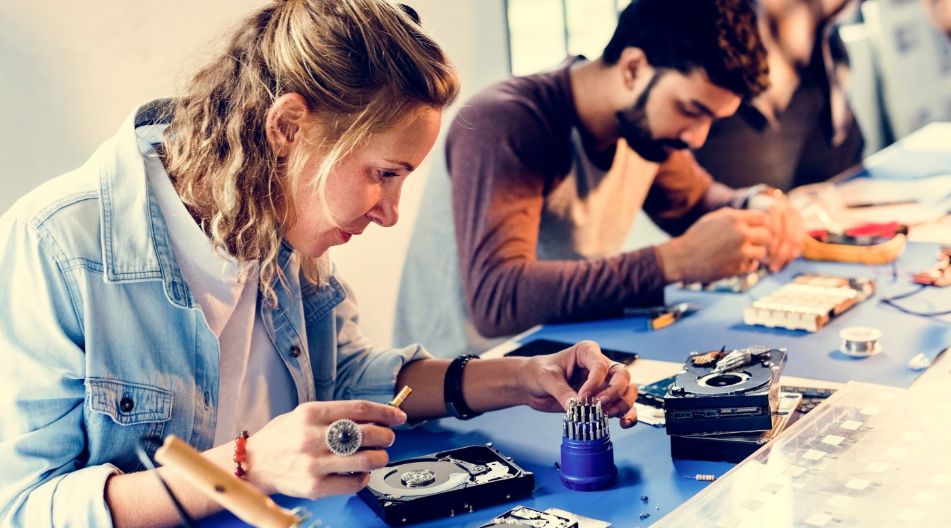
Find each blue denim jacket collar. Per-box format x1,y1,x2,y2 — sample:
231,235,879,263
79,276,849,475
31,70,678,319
97,104,347,321
98,106,194,311
98,102,349,403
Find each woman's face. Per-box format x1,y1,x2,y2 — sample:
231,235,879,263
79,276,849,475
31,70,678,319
284,107,442,258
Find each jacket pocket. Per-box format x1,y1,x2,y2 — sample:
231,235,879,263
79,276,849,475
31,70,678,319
85,378,174,469
86,378,173,425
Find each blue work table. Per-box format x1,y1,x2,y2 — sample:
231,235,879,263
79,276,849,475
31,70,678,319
531,240,951,389
206,405,730,527
206,124,951,526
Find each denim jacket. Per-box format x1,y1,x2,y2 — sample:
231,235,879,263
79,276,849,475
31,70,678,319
0,102,430,527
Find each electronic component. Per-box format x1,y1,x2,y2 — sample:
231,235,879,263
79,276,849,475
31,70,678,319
635,375,677,426
682,474,717,481
358,444,534,525
664,347,787,436
479,506,610,528
780,384,837,414
711,345,771,374
559,398,616,491
682,268,766,293
669,392,802,463
478,506,576,528
636,375,677,409
744,274,875,332
545,508,611,528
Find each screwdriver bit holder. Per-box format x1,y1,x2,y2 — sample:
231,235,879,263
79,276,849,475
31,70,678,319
559,398,616,491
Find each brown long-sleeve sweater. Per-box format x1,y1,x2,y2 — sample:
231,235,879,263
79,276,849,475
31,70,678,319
447,58,738,338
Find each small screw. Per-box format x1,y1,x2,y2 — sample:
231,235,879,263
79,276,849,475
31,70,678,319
640,495,649,503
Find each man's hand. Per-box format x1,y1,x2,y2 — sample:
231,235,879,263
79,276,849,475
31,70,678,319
656,208,771,284
516,340,638,428
749,191,804,272
924,0,951,38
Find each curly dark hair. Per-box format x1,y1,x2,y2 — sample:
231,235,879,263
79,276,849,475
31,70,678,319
603,0,769,99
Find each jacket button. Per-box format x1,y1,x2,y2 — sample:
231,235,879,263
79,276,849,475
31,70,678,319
289,345,302,358
119,396,135,413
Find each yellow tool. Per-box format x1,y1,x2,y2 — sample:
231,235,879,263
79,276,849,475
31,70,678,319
389,385,413,408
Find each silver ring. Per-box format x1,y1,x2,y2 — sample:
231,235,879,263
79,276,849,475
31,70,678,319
607,362,625,375
326,418,363,457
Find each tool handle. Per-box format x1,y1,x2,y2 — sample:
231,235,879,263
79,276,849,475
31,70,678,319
154,436,300,528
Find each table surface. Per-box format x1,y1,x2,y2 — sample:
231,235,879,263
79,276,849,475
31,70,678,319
530,240,951,389
205,125,951,527
206,407,733,528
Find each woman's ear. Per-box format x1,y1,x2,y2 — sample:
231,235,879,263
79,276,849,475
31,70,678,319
265,93,310,156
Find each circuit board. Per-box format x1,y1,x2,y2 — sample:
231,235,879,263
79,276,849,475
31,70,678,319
743,274,875,332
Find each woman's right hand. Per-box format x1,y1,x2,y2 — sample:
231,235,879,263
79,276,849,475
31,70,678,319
242,400,406,499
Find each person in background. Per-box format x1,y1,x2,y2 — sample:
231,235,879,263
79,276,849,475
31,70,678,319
923,0,951,38
395,0,805,357
694,0,866,190
0,2,638,526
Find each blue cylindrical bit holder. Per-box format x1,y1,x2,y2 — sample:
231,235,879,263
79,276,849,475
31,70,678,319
560,436,617,491
559,399,617,491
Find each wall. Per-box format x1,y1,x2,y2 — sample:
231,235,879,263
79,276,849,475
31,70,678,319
0,1,510,347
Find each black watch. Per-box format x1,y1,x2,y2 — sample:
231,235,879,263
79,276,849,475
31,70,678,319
444,354,482,420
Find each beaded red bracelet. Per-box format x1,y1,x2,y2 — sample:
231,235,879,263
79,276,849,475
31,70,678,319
233,430,249,478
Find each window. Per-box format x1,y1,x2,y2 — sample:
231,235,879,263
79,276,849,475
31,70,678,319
506,0,629,75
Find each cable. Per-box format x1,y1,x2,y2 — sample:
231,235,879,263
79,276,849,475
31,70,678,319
135,439,199,528
879,285,951,318
881,284,927,303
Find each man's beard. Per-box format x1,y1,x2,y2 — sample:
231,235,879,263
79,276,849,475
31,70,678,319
616,73,689,163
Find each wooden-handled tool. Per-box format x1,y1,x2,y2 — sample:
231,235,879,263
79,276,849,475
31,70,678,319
154,436,302,528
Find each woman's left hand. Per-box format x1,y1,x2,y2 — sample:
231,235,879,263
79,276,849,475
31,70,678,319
518,340,638,428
